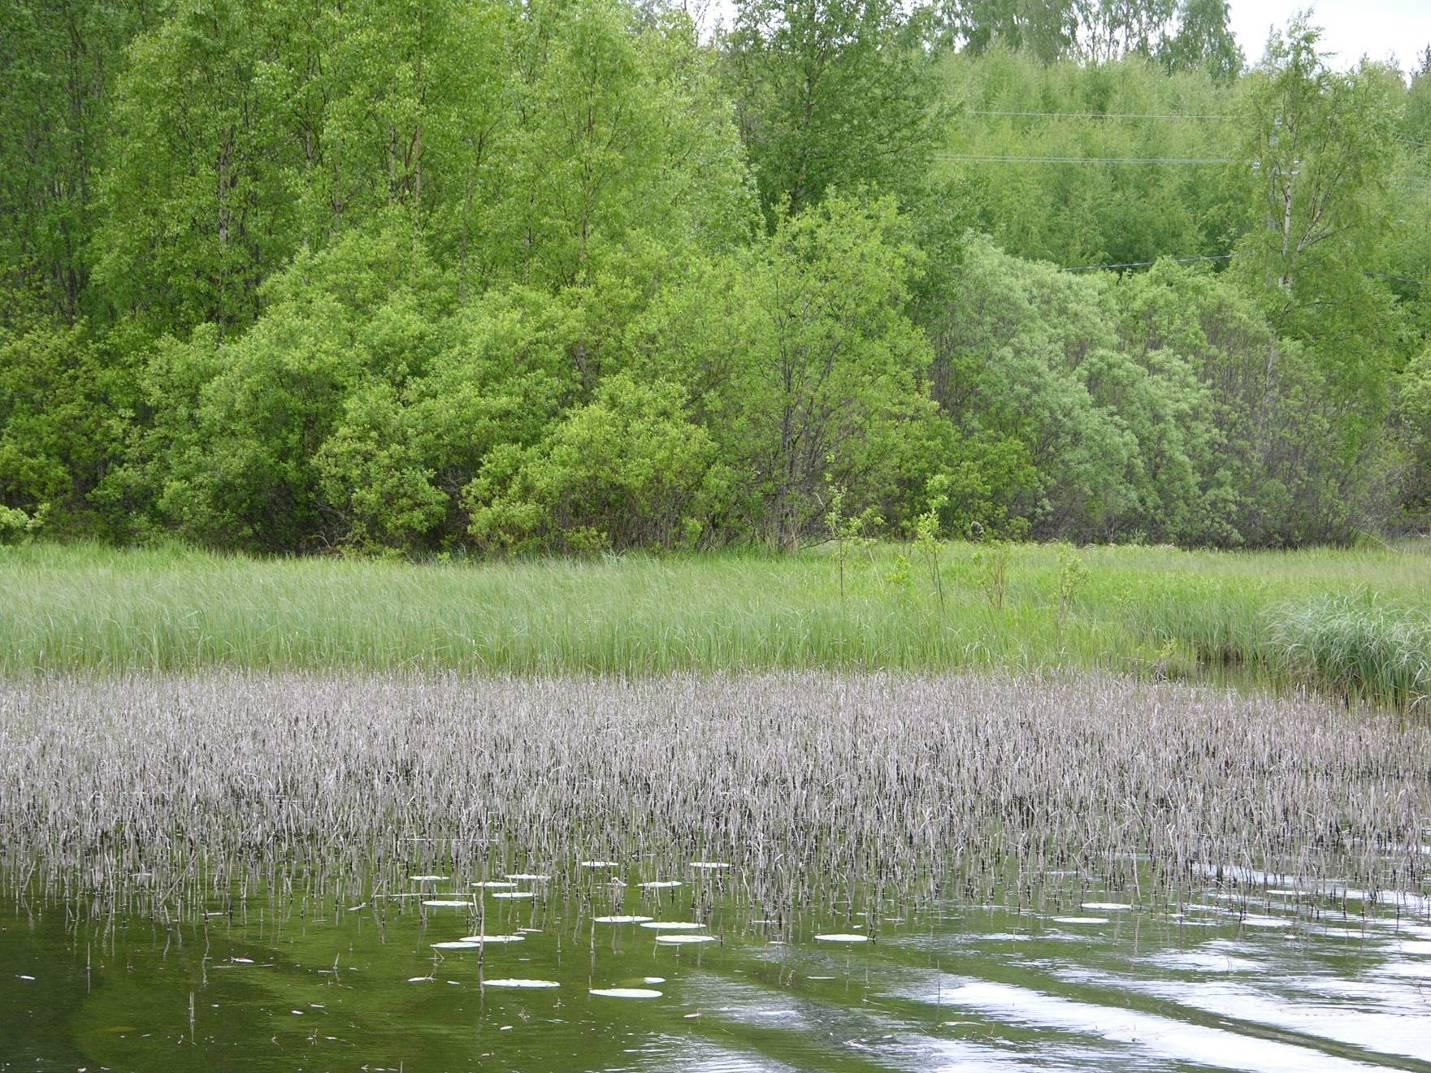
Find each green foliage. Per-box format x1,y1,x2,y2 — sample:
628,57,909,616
0,504,38,545
635,194,933,548
465,374,725,553
95,0,303,334
823,476,881,601
724,0,942,222
136,222,452,552
937,49,1247,269
1234,20,1410,466
0,0,142,318
1395,345,1431,528
0,2,1424,555
971,538,1011,608
314,384,448,555
1055,542,1088,628
1116,259,1378,544
0,318,135,535
912,483,946,611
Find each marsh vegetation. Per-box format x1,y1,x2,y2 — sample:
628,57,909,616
4,670,1430,1069
4,672,1426,919
3,542,1427,712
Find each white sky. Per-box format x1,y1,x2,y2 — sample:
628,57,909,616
1229,0,1431,73
693,1,1431,75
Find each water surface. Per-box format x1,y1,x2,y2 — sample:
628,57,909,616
5,880,1429,1072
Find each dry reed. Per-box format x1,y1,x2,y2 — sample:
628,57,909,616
1,673,1426,924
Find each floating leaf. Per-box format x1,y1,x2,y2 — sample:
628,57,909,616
590,987,662,999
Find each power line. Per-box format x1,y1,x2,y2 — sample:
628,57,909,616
960,109,1234,121
1063,254,1234,272
936,153,1239,165
1056,257,1425,288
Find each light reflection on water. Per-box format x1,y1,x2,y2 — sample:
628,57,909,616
2,883,1430,1073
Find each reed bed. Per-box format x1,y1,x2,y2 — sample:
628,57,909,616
2,673,1426,923
2,542,1429,711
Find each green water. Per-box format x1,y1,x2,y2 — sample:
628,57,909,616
4,878,1431,1073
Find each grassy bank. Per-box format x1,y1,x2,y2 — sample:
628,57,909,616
1,541,1428,710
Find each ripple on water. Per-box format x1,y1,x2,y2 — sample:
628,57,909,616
922,976,1388,1073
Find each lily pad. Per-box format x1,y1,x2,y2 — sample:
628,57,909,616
590,987,662,999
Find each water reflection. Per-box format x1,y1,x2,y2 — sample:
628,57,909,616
4,878,1430,1072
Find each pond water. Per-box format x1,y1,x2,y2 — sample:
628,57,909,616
5,878,1430,1073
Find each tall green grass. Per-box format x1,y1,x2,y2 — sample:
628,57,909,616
2,540,1427,711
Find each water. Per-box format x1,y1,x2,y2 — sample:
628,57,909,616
5,882,1430,1072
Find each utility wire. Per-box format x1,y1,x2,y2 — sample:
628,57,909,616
935,153,1239,165
1058,256,1424,288
1063,254,1234,272
960,109,1234,121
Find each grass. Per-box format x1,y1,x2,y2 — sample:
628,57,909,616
1,540,1428,711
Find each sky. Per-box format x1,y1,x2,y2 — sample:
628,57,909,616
692,1,1431,76
1229,0,1431,73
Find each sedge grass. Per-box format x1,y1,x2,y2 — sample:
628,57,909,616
0,541,1427,710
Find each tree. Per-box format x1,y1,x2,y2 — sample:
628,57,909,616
1235,18,1407,464
0,0,152,320
934,49,1248,270
938,0,1079,63
1158,0,1241,81
636,195,933,548
133,221,453,552
1240,20,1399,294
0,318,135,534
94,0,301,335
1394,345,1431,529
723,0,941,223
465,374,725,553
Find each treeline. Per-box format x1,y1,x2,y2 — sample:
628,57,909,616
1,0,1428,554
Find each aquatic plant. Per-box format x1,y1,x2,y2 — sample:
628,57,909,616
1,673,1426,924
